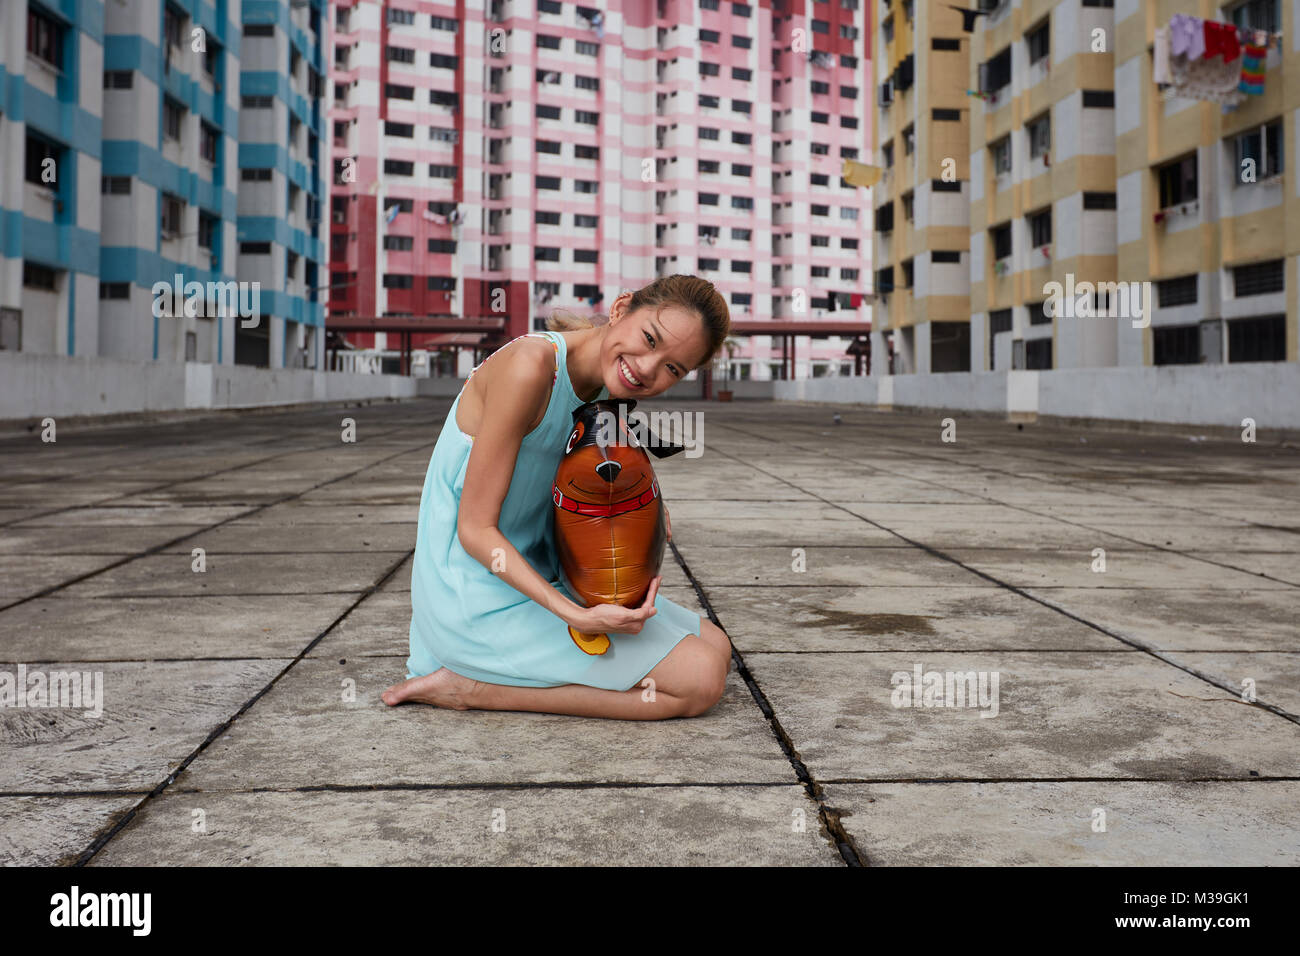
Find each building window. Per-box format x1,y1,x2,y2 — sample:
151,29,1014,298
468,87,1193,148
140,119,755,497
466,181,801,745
25,135,61,186
99,282,130,300
1029,209,1052,247
429,164,457,179
1028,301,1052,325
241,95,273,108
1025,338,1052,369
1153,325,1200,365
902,192,914,221
902,124,915,155
386,46,415,63
1157,153,1198,208
198,213,217,250
576,75,600,91
163,98,184,142
241,168,272,181
1234,119,1283,181
164,4,186,49
383,159,415,176
101,176,131,194
104,70,133,89
1082,89,1115,108
384,121,415,138
243,24,273,37
1028,113,1051,159
160,195,184,237
1027,21,1050,64
991,223,1012,261
980,47,1012,95
901,259,914,288
932,250,961,263
991,136,1012,174
388,7,415,24
536,104,561,120
881,142,894,167
576,110,599,125
240,241,271,254
535,247,561,261
200,123,219,163
1228,0,1281,34
1233,259,1284,297
430,53,459,69
932,37,960,51
1083,191,1117,210
383,236,414,251
932,108,961,121
1156,275,1198,307
27,7,64,68
23,262,58,290
1229,314,1285,361
875,266,894,293
932,179,961,192
990,308,1013,334
385,84,415,100
383,274,413,289
875,202,894,233
536,175,561,190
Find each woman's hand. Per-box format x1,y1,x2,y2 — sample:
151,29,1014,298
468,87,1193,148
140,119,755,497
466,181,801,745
567,575,662,635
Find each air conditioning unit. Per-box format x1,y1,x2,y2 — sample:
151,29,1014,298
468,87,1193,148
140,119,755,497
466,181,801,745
877,78,894,106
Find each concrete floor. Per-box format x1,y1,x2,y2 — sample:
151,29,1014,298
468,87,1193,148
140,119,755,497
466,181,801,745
1,398,1298,866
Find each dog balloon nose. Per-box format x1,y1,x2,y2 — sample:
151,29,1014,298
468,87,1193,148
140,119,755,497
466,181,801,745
595,460,621,483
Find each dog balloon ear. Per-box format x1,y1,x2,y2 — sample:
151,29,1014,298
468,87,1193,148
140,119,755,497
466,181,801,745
646,441,686,459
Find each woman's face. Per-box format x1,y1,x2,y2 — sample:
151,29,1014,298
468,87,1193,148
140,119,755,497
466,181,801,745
601,297,709,399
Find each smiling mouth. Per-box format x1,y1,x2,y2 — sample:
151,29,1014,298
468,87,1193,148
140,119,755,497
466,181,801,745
567,471,647,498
618,356,644,389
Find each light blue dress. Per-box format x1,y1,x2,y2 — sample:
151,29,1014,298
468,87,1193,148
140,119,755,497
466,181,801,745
405,330,702,691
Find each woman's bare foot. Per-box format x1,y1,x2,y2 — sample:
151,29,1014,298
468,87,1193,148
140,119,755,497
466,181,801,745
381,667,481,710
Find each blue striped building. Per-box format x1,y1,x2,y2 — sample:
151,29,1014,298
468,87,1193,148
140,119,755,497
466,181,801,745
0,0,327,369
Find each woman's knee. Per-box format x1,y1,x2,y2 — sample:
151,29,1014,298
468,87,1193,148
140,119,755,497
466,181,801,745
697,618,734,671
681,638,728,717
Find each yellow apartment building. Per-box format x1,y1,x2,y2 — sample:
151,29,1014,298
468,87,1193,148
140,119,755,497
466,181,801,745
871,0,974,373
875,0,1298,376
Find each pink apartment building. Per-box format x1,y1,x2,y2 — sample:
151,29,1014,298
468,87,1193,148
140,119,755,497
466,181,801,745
328,0,872,380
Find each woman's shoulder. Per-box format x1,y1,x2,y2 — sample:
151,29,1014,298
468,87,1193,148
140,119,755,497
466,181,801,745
463,333,559,426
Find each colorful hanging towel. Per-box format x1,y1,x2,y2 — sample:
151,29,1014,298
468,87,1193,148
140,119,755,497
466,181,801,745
1169,13,1206,59
1238,40,1267,95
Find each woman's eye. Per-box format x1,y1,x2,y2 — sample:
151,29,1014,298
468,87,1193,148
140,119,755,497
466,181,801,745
644,331,654,346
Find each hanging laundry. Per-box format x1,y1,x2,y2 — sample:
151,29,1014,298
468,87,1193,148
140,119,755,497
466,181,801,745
1153,25,1172,84
1237,36,1267,95
1203,20,1240,62
1169,48,1244,106
1169,13,1206,60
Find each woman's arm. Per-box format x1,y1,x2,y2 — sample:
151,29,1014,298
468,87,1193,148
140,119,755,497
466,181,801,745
456,340,660,635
